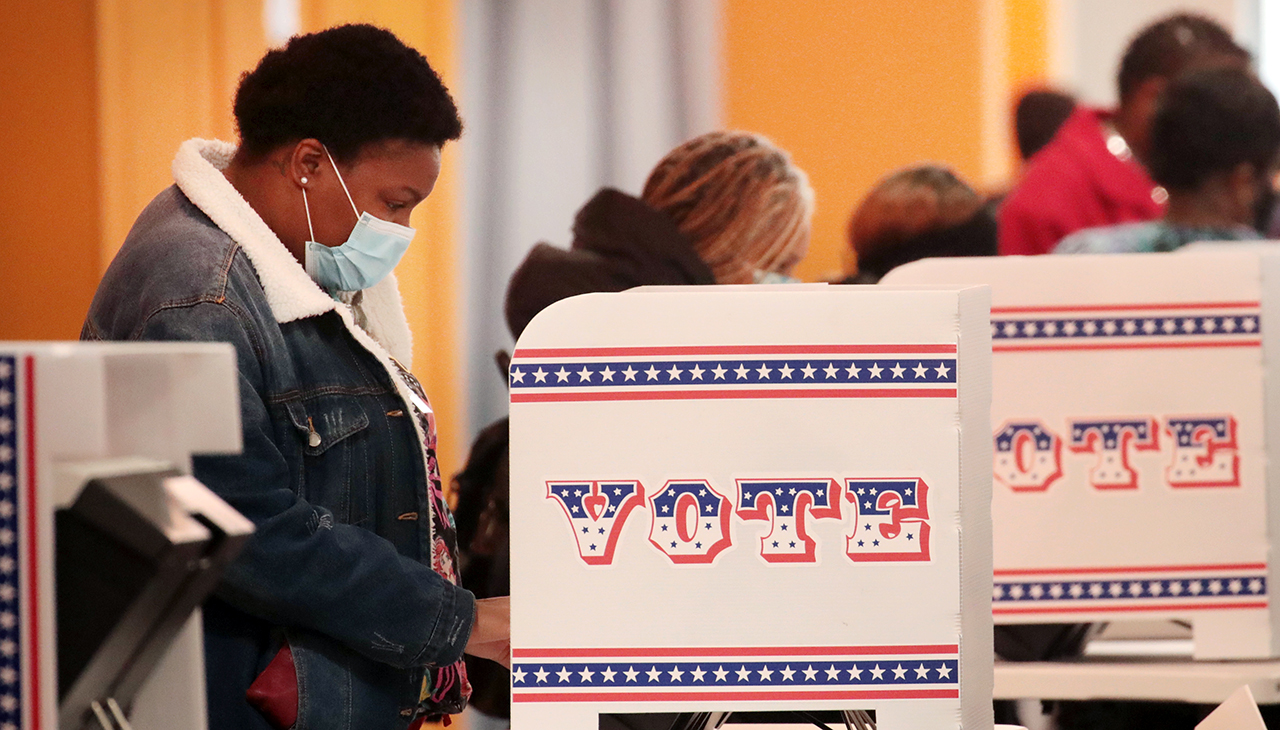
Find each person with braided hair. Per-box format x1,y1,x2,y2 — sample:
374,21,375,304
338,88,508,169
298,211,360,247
502,130,813,337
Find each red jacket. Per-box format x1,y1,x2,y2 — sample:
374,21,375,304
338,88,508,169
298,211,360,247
998,107,1165,256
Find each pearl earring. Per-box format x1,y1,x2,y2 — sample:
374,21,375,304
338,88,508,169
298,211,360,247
300,177,308,185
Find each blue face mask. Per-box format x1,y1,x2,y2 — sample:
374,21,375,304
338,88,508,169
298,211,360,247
302,147,416,292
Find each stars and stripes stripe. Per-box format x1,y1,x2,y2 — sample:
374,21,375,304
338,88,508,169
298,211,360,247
989,302,1261,352
510,645,958,703
510,345,958,403
993,564,1267,616
0,357,24,730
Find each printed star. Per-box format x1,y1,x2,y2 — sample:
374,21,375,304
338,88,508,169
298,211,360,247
646,666,663,682
892,664,907,680
848,665,863,681
758,666,774,682
846,362,861,378
890,363,905,378
756,364,772,379
533,367,548,383
801,363,816,378
624,666,639,682
556,367,571,382
912,362,928,378
779,364,794,379
623,366,638,381
690,364,705,380
510,368,526,384
690,666,706,682
534,667,549,683
579,667,595,682
825,665,842,681
914,664,931,679
667,364,683,380
870,665,885,680
868,363,883,379
736,666,752,682
712,364,727,379
936,664,952,679
803,665,819,681
513,668,528,683
669,666,685,682
934,363,950,378
714,666,729,682
735,364,750,379
601,667,617,682
645,366,660,381
780,665,796,681
577,366,593,382
601,366,615,381
824,363,839,378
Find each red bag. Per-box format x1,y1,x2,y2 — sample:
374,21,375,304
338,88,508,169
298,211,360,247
246,644,298,729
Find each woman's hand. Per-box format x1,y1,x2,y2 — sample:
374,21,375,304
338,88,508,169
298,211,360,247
465,596,511,668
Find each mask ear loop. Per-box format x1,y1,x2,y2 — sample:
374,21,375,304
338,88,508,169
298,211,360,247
301,184,316,243
323,145,361,219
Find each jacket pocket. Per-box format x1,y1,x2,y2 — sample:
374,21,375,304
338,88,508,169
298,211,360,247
285,397,373,525
286,398,370,456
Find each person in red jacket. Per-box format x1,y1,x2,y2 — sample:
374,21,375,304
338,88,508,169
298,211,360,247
998,13,1250,256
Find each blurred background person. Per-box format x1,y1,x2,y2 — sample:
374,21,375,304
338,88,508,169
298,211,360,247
1056,66,1280,253
842,165,996,284
455,130,813,730
504,130,813,338
1015,88,1077,163
999,13,1250,256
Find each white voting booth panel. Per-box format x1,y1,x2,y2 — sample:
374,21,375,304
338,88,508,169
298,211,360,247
508,286,993,730
0,342,243,729
883,249,1280,660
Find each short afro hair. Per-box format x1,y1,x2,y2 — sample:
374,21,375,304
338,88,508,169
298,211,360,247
1146,66,1280,192
234,24,462,162
1117,13,1249,103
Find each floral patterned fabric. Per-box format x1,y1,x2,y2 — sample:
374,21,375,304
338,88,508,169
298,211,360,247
390,360,471,719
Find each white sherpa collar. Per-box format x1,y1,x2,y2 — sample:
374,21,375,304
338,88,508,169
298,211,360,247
171,139,414,368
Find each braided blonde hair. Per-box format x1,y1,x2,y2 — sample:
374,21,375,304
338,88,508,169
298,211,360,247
641,131,814,284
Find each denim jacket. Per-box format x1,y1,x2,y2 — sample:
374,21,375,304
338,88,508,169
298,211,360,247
82,139,475,730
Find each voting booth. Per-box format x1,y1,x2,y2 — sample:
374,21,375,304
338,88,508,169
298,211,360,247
0,342,252,729
884,247,1280,661
508,286,993,729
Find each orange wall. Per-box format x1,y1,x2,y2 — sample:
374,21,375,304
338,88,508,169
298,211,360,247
724,1,987,280
0,0,102,340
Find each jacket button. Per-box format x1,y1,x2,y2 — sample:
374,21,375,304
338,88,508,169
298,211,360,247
308,431,322,448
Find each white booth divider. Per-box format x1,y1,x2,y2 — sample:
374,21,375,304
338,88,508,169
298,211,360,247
0,342,246,730
508,286,993,730
884,248,1280,661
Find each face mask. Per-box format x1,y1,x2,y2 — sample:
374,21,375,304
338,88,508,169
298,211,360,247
752,269,801,285
302,147,416,292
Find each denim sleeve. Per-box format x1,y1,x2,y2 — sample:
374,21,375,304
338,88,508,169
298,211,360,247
140,300,475,670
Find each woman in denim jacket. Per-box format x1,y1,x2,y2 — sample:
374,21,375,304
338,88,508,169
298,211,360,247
82,25,508,730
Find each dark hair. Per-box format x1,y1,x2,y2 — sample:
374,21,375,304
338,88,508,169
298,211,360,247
1015,89,1076,160
1146,67,1280,192
1117,13,1249,103
234,24,462,161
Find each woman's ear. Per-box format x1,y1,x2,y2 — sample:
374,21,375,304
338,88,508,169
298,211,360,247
288,139,327,187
